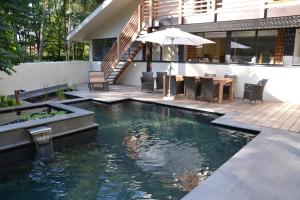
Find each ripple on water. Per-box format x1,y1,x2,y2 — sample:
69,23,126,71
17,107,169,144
0,101,255,200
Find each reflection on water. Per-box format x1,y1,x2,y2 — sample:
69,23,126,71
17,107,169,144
0,101,256,200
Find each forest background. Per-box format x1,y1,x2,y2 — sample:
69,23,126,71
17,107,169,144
0,0,103,74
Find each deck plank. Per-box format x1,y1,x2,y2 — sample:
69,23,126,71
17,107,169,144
234,101,274,124
281,104,300,131
243,101,277,125
254,103,288,127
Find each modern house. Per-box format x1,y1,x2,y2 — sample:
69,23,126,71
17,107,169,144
67,0,300,102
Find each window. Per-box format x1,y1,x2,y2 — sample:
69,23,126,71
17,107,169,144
256,30,284,65
152,43,161,61
203,32,226,63
162,45,178,61
231,31,256,64
186,33,204,62
92,38,116,61
293,29,300,65
186,32,226,63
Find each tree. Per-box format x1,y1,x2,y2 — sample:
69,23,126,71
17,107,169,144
0,0,104,73
0,0,27,75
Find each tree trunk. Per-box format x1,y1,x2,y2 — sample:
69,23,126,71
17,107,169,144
66,0,72,61
38,19,44,62
38,0,48,62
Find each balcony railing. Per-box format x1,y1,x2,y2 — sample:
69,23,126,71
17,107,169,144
149,0,300,25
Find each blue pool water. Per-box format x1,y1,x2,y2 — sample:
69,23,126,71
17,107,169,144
0,101,255,200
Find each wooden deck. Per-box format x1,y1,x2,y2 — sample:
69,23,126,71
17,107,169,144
69,84,300,133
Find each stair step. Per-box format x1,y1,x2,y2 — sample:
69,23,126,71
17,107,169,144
110,72,119,76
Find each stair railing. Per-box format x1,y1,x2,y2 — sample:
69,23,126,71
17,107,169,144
101,0,150,79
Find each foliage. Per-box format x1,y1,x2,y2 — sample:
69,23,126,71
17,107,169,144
20,108,66,121
0,0,27,75
43,84,49,100
67,84,76,92
261,51,273,64
56,86,65,100
0,0,103,75
0,96,19,107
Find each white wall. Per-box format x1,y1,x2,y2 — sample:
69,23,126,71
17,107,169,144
89,1,138,39
91,61,101,71
0,61,92,96
117,62,300,103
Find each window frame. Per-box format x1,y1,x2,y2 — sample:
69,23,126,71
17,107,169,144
92,38,117,61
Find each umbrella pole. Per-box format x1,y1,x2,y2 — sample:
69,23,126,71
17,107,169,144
167,61,172,97
166,38,174,100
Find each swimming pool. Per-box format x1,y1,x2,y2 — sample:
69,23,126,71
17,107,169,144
0,101,255,200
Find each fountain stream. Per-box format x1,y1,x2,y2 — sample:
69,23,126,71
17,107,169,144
27,126,54,161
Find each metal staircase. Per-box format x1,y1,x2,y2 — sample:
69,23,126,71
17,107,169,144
106,42,144,83
101,0,150,84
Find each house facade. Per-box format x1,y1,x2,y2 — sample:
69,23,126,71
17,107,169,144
67,0,300,102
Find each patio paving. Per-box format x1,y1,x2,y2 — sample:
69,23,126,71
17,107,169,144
66,84,300,200
68,84,300,133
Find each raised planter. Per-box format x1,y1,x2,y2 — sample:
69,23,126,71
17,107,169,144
0,102,98,152
19,84,78,103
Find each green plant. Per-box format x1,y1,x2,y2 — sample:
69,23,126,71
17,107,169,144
261,51,273,64
0,95,19,107
49,109,66,116
67,84,76,92
43,84,49,100
19,109,67,121
56,86,65,100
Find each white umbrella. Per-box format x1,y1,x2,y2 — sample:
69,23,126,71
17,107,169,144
137,28,215,100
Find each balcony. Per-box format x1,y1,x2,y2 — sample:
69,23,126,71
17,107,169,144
151,0,300,26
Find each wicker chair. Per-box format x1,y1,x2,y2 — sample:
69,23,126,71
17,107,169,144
156,72,167,90
200,77,219,102
141,72,155,92
183,76,200,99
243,79,268,103
163,75,184,96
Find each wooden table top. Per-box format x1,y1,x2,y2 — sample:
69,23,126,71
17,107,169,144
175,75,233,83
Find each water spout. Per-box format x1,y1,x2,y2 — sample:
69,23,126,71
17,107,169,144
27,126,54,161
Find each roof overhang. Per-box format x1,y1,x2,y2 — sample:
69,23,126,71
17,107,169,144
67,0,139,42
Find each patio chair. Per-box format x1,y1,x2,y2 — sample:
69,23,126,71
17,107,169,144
164,75,184,96
183,76,200,99
200,77,219,103
204,73,216,78
223,74,237,97
141,72,155,92
88,71,109,92
243,79,268,103
156,72,167,90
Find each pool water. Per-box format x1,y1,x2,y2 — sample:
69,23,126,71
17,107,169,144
0,101,255,200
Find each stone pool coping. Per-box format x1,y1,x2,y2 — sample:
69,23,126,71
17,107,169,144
0,102,94,133
65,93,300,200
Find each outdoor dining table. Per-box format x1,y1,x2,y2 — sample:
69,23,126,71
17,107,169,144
211,77,234,103
177,75,234,103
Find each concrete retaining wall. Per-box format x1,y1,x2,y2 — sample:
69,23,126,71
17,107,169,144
0,61,92,96
117,62,300,103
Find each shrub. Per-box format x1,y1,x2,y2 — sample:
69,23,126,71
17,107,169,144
0,95,19,107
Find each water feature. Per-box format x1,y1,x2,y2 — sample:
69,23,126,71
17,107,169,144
0,101,256,200
27,126,54,161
